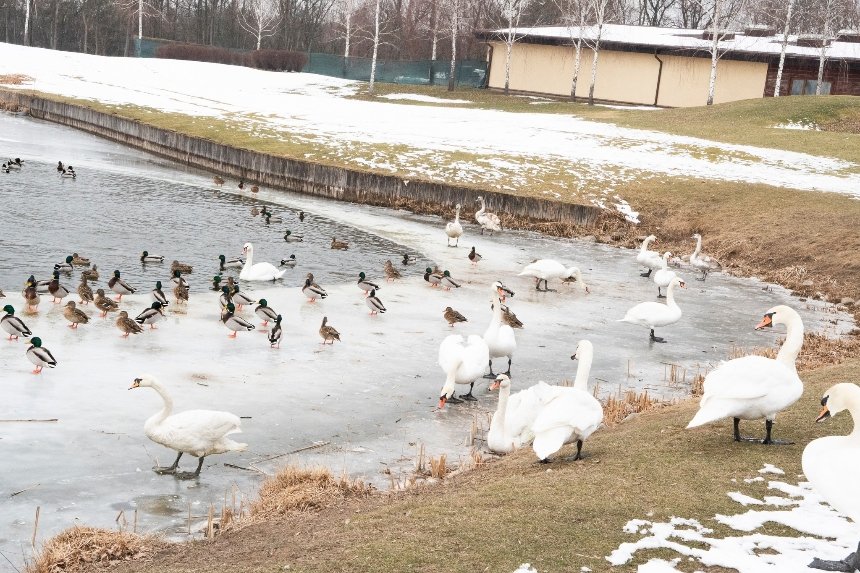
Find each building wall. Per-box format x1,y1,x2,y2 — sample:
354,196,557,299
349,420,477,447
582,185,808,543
488,41,769,107
764,57,860,97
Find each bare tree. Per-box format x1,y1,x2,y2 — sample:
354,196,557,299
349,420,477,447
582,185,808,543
583,0,610,105
704,0,748,105
369,0,382,93
495,0,532,94
23,0,30,44
554,0,588,101
447,0,459,90
815,0,835,94
637,0,675,26
239,0,281,49
773,0,795,96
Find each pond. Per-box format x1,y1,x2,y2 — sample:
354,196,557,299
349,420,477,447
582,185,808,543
0,114,852,569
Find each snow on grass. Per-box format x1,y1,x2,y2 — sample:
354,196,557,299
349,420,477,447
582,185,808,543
728,492,765,506
607,476,860,572
512,564,538,573
774,120,820,131
596,103,661,111
2,42,859,213
759,463,785,475
379,93,472,104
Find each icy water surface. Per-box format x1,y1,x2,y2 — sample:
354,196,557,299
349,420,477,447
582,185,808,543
0,114,854,570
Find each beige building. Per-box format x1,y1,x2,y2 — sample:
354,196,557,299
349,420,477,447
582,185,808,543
477,25,860,107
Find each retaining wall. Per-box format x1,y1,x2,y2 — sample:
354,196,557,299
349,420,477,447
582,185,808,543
0,90,601,227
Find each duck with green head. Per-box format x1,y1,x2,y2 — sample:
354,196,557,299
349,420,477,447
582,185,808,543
26,337,57,374
222,303,255,338
151,281,169,307
1,305,32,340
141,250,164,263
255,299,278,326
108,270,136,301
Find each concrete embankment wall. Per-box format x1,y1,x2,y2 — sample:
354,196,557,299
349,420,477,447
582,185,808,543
0,90,602,227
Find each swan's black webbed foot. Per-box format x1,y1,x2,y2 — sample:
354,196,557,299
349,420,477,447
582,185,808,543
808,542,860,572
640,269,652,277
175,457,204,479
154,452,182,474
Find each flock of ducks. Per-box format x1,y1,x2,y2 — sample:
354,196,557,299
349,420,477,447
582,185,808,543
3,162,857,563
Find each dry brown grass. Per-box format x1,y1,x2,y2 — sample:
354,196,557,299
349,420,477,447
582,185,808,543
0,74,34,85
725,332,860,372
248,465,373,519
428,455,448,479
28,527,157,573
600,388,661,426
690,373,706,397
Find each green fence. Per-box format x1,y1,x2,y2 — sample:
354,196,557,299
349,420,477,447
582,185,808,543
135,37,487,88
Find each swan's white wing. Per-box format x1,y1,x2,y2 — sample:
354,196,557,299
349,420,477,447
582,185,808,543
802,437,860,521
149,410,242,453
531,390,603,459
701,356,795,401
518,259,564,279
438,335,466,373
622,301,667,323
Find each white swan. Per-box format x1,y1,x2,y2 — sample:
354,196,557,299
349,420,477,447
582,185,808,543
531,340,603,462
474,196,501,235
484,282,517,377
690,233,720,281
802,382,860,571
518,259,589,293
239,243,286,281
620,276,685,343
653,251,679,299
487,374,558,454
636,235,663,277
687,305,804,444
445,204,464,247
437,334,490,407
130,375,247,479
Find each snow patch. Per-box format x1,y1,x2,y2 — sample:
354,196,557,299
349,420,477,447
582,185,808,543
596,104,661,111
615,199,640,224
759,464,785,475
513,564,538,573
744,476,765,483
774,120,820,131
727,492,765,506
637,558,684,572
379,93,472,104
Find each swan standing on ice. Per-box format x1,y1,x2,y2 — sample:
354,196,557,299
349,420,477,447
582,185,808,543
687,305,804,444
653,252,678,299
239,243,286,281
484,282,517,378
636,235,662,277
129,375,248,479
690,233,720,281
437,333,490,406
531,340,603,463
518,259,589,293
445,204,464,247
803,382,860,571
620,276,685,343
474,196,501,235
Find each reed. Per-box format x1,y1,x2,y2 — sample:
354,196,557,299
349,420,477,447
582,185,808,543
26,527,156,573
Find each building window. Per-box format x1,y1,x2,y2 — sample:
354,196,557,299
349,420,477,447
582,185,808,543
790,79,832,95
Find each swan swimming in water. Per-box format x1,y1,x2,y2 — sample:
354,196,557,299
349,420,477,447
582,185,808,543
239,243,287,281
130,375,247,479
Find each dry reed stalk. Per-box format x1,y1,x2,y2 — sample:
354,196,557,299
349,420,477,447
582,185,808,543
246,465,372,521
26,526,157,573
690,373,706,397
601,389,660,426
32,506,40,548
415,442,426,473
429,455,448,479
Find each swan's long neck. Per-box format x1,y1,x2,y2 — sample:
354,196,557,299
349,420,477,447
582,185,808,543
573,350,592,392
441,371,456,399
640,237,653,254
845,389,860,439
665,281,679,309
244,248,254,269
776,314,804,370
145,380,173,430
660,253,669,270
494,383,510,428
454,207,460,223
476,199,485,217
490,296,503,328
692,236,702,259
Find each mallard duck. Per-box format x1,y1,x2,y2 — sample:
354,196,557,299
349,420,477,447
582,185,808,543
0,164,8,173
95,289,119,316
151,281,169,307
268,315,283,348
12,158,23,167
357,272,380,296
31,274,51,294
54,255,74,272
440,270,460,290
171,260,193,274
263,212,282,224
211,275,223,291
116,310,143,336
1,305,32,340
135,302,164,329
232,286,256,310
23,280,40,312
468,247,482,266
424,267,443,288
250,185,259,193
108,270,136,301
173,283,189,305
26,337,57,374
444,306,467,326
141,251,164,263
213,175,225,185
81,265,99,282
402,253,416,265
57,161,64,173
71,252,90,266
48,271,70,302
171,270,189,288
219,286,233,309
218,254,244,271
255,299,278,325
331,238,349,250
0,289,4,298
225,276,238,295
5,159,20,171
280,255,297,268
63,301,90,328
238,180,245,190
284,230,304,243
319,316,340,344
383,260,401,282
78,276,94,305
303,273,327,302
501,304,524,329
299,211,305,222
251,206,260,217
61,166,76,179
366,289,386,315
222,303,255,337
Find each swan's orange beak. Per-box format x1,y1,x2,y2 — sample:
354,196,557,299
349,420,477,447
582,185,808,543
438,396,447,409
489,381,501,391
816,406,831,423
755,314,773,330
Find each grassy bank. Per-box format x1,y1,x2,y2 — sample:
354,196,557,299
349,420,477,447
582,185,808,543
99,358,860,573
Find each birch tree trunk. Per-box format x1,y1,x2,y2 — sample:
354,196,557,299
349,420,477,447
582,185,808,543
587,27,601,105
448,0,458,91
504,38,513,94
139,0,143,39
430,0,437,60
570,36,582,101
23,0,30,45
344,5,351,57
815,0,831,95
705,0,722,105
369,0,381,94
773,0,795,97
